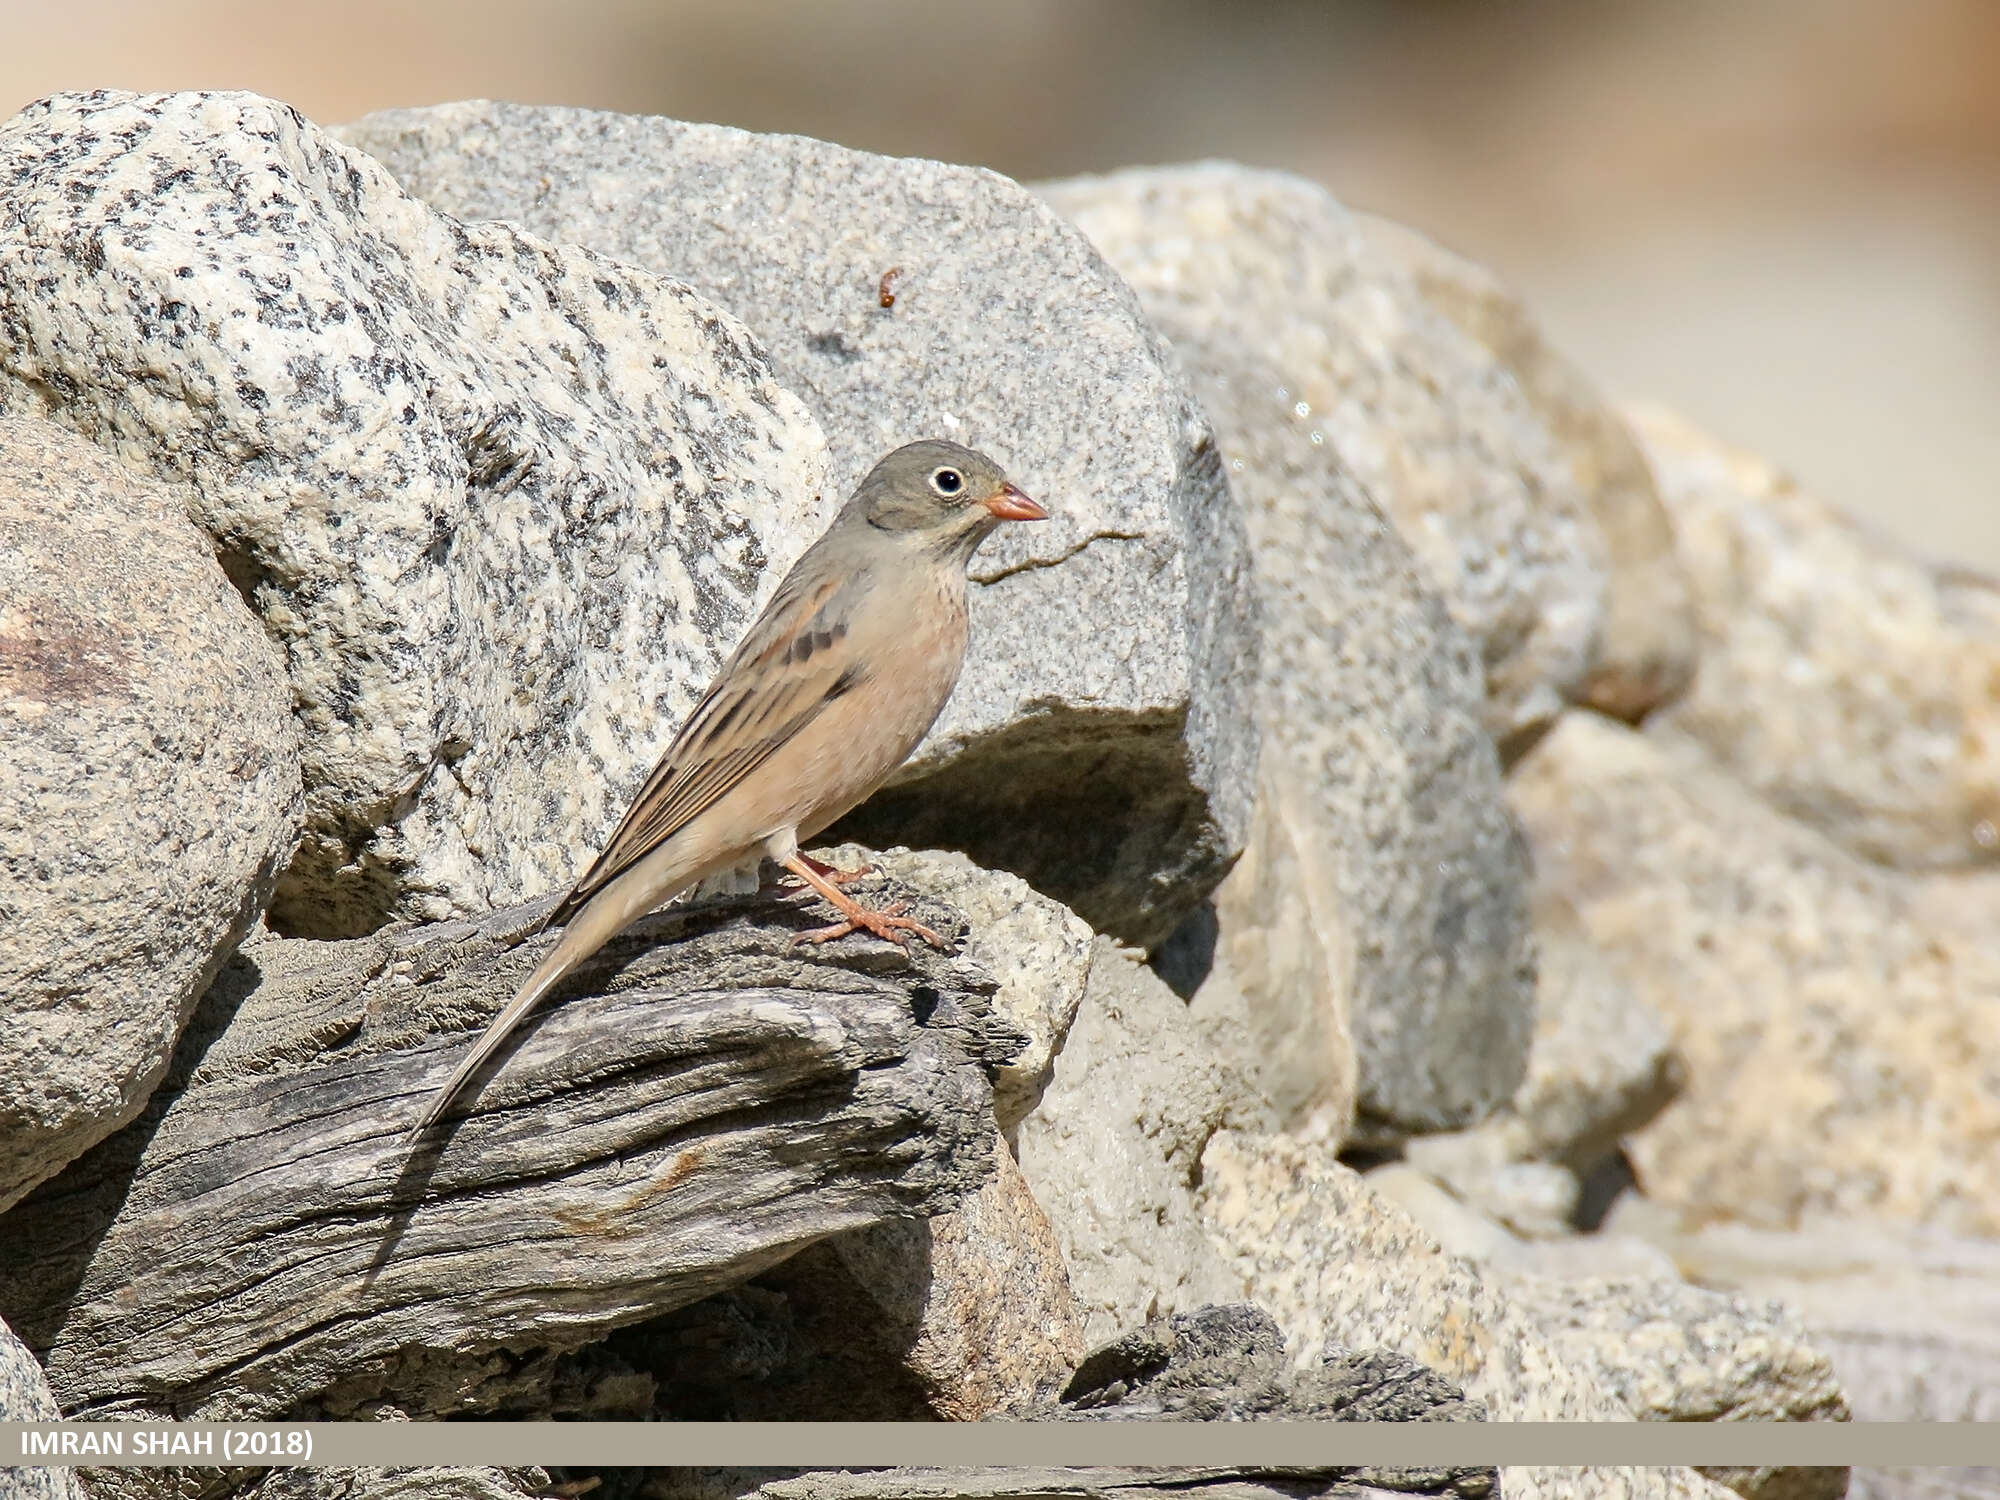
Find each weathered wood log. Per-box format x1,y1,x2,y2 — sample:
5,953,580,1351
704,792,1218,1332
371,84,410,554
0,873,1019,1421
636,1468,1497,1500
244,1469,554,1500
104,1469,1499,1500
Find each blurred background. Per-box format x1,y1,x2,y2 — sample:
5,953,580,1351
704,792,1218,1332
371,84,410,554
3,0,1995,568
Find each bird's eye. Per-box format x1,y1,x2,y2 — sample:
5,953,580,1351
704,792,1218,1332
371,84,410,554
929,467,964,496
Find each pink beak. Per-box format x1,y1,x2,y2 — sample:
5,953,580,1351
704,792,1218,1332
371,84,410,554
985,481,1048,522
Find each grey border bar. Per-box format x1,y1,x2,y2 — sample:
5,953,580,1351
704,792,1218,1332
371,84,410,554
5,1422,2000,1467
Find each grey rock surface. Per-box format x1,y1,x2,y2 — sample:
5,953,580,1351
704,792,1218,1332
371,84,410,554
822,844,1092,1134
341,99,1260,949
1628,402,2000,871
1500,1276,1848,1500
1615,1211,2000,1423
0,867,1016,1420
0,89,833,939
1196,1136,1785,1500
1356,213,1696,723
1399,885,1685,1201
0,412,302,1215
1039,162,1608,755
1500,1236,1687,1284
1362,1162,1551,1265
1175,342,1535,1137
1190,1147,1808,1500
0,1316,84,1500
1510,710,2000,1236
1498,889,1685,1170
824,1131,1087,1419
1372,1155,1581,1246
1046,1302,1488,1425
1196,1129,1631,1421
1850,1476,2000,1500
1363,1163,1682,1283
1158,921,1338,1136
1502,1476,1737,1500
1012,938,1249,1347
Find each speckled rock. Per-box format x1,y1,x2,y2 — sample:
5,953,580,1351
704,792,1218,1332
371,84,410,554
0,413,301,1214
1158,344,1534,1139
1850,1474,2000,1500
1044,1302,1489,1424
828,1132,1086,1419
1401,887,1685,1199
0,1316,83,1500
1362,1159,1681,1283
1012,938,1248,1346
1629,402,2000,871
1611,1210,2000,1423
1504,1475,1739,1500
822,844,1093,1134
1498,889,1685,1169
1362,1162,1549,1264
1511,710,2000,1235
0,89,833,938
1502,1276,1849,1500
1200,1137,1844,1500
1357,214,1695,722
1920,869,2000,941
340,100,1259,949
1196,1129,1630,1420
1039,163,1610,755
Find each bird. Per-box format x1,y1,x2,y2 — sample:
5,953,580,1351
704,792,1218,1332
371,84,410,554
406,439,1047,1139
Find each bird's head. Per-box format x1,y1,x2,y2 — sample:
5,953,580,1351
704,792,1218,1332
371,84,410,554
849,439,1046,558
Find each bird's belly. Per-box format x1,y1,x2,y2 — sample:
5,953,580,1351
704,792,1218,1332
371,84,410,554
679,570,968,862
785,662,953,837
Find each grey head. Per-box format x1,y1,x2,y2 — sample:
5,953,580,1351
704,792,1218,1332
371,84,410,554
841,439,1047,563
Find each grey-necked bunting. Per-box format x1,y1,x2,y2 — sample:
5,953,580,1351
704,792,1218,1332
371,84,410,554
407,440,1046,1138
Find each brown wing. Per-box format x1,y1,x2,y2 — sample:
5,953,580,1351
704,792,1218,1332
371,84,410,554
545,557,865,926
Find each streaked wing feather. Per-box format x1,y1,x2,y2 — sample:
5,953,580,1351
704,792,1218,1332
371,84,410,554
548,564,858,922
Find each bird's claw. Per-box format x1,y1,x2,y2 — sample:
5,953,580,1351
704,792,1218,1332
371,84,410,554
794,898,947,950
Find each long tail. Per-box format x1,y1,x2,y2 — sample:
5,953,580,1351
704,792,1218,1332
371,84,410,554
404,850,702,1141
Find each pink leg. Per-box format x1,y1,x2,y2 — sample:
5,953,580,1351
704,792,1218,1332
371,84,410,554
794,851,877,888
781,854,945,950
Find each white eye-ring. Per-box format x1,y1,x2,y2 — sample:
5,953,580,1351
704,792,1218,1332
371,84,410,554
929,466,964,496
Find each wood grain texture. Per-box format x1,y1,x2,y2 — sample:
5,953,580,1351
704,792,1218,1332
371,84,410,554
637,1468,1496,1500
0,875,1019,1421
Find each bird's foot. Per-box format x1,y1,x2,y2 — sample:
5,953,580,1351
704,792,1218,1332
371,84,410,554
794,898,946,950
780,852,945,949
794,852,877,888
